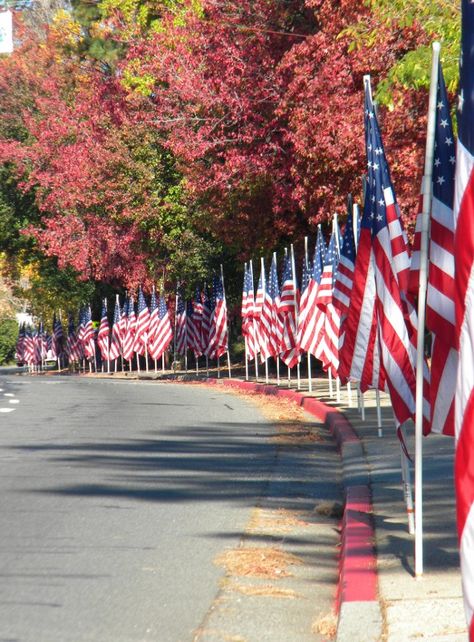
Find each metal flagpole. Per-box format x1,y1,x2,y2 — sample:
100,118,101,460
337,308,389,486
155,359,158,373
217,355,220,378
290,245,300,390
360,387,365,421
336,376,341,402
245,336,249,381
276,357,280,385
162,353,165,374
196,355,199,376
347,381,352,406
145,346,149,373
173,286,179,374
220,264,232,379
260,257,269,384
328,369,333,397
305,237,312,393
376,389,383,437
414,41,440,577
400,424,415,535
249,259,259,382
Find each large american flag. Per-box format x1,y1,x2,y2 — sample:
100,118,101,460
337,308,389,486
134,287,150,357
454,2,474,634
364,76,416,426
23,326,35,365
97,299,110,362
267,254,284,359
206,274,228,360
108,296,122,361
149,295,173,360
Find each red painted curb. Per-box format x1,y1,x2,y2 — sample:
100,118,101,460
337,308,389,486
206,378,378,609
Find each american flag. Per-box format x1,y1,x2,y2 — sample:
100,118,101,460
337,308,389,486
23,326,35,365
201,286,212,354
241,264,258,361
254,261,273,361
314,231,341,378
82,306,96,360
454,2,474,634
298,229,326,356
108,295,122,361
192,288,206,356
52,314,64,359
333,212,357,320
66,316,82,362
149,295,173,360
206,274,228,360
122,296,136,361
97,299,110,362
363,76,416,425
267,254,284,358
148,288,159,350
423,63,457,436
278,252,300,368
15,324,25,364
186,299,202,357
175,292,188,356
134,287,150,357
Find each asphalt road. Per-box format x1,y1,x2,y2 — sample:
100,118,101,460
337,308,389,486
0,375,341,642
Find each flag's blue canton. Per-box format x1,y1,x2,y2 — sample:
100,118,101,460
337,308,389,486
101,302,107,319
177,294,185,315
268,257,280,301
113,300,121,324
213,275,224,301
137,287,147,313
301,258,311,292
281,254,296,290
243,266,251,297
364,81,393,236
312,229,325,283
434,64,456,207
186,300,194,317
150,290,157,313
340,211,356,263
324,234,339,283
312,231,325,283
459,0,474,154
158,296,168,319
84,306,92,324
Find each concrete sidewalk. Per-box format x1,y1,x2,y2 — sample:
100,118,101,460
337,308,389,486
203,375,467,641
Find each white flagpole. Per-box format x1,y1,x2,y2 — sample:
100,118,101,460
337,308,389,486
328,369,333,397
145,346,149,373
376,389,383,438
260,257,269,384
196,355,199,375
155,359,158,373
336,376,341,402
414,41,440,577
360,387,365,421
220,264,232,379
347,381,352,406
276,356,280,385
162,353,165,374
304,236,312,393
249,259,259,382
217,355,220,378
290,244,300,390
353,203,360,250
400,425,416,535
245,336,249,381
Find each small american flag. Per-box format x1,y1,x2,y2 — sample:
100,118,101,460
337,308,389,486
206,275,228,359
175,293,188,356
108,296,122,361
241,264,258,361
279,253,300,368
149,295,173,360
52,314,64,359
122,297,136,361
134,287,150,357
97,299,110,362
298,230,326,356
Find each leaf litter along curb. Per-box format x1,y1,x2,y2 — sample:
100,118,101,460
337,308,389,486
214,546,304,579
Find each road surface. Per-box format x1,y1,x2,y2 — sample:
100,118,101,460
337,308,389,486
0,375,341,642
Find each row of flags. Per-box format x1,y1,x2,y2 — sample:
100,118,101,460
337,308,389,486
241,12,474,633
16,274,229,367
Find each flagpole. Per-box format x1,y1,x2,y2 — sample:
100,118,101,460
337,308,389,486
244,336,249,381
376,389,383,437
162,353,165,374
220,264,232,379
173,286,178,374
360,386,365,421
400,424,416,535
304,236,312,393
414,41,440,577
290,244,300,390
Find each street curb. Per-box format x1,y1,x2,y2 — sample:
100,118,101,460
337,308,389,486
205,378,382,641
